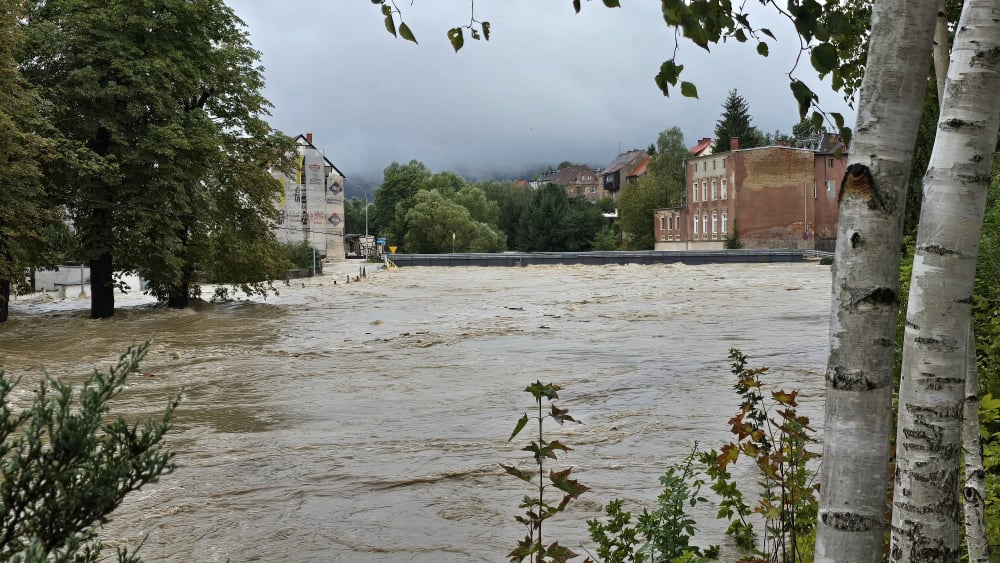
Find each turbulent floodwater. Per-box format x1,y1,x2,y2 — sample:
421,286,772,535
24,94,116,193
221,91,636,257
1,262,833,562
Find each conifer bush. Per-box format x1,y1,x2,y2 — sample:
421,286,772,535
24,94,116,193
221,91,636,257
0,341,178,562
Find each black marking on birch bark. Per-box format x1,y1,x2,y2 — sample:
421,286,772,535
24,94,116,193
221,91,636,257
905,319,920,330
830,366,879,391
915,374,964,391
921,244,958,256
820,510,881,532
875,337,893,347
850,231,863,248
839,163,885,210
853,286,896,308
913,335,959,353
943,117,971,129
972,46,1000,65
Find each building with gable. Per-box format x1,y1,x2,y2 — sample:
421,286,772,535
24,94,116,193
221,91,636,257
537,164,605,202
271,133,347,260
654,133,847,251
601,150,650,199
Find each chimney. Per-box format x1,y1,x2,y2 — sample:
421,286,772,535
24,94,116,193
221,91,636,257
306,132,313,144
701,137,711,144
730,137,739,151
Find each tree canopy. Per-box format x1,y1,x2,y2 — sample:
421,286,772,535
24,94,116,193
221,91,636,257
713,89,764,152
19,0,293,315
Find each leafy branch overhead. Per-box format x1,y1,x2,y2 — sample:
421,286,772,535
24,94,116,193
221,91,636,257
371,0,867,144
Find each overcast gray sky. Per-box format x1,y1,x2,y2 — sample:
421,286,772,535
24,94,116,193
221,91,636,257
227,1,856,193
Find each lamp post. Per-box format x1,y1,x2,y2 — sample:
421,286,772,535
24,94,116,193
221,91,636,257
364,193,369,237
452,232,456,254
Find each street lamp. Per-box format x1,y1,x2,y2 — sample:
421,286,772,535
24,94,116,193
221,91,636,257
364,193,369,237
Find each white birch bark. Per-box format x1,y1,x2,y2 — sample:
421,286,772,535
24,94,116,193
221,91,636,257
963,329,989,562
890,0,1000,558
814,1,939,561
933,0,950,102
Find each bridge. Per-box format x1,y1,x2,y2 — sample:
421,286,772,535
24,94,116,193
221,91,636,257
383,249,833,268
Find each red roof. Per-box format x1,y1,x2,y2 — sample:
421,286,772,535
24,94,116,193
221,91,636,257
690,138,714,157
627,156,651,178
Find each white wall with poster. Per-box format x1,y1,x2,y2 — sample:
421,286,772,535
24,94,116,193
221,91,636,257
271,133,347,260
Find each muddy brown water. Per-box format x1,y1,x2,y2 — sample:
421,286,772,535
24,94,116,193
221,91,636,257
1,262,832,562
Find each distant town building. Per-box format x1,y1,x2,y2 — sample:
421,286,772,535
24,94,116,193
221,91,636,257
271,133,347,260
601,150,650,199
654,133,847,251
537,164,605,201
689,137,714,157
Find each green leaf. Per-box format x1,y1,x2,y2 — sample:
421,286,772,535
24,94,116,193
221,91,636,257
482,21,491,40
756,42,769,57
501,463,534,482
680,81,698,98
810,110,824,131
573,0,581,13
831,112,845,130
380,4,390,16
733,28,747,42
759,27,775,40
384,14,396,37
399,22,417,44
550,468,590,497
550,404,579,425
602,0,621,6
789,80,814,119
655,59,684,96
545,542,578,562
680,13,709,50
447,27,464,52
810,42,839,74
509,413,529,442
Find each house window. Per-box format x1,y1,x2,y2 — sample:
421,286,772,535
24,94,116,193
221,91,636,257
693,214,699,235
722,159,726,168
828,158,835,167
713,160,717,170
703,212,708,236
659,216,665,234
721,179,727,199
692,181,699,202
711,179,718,200
813,181,818,199
722,210,728,234
590,186,597,193
827,179,836,193
712,210,718,234
668,215,673,230
701,181,708,202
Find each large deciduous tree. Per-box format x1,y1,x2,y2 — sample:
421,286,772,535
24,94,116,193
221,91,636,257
401,189,506,253
370,160,432,244
0,0,62,323
20,0,289,316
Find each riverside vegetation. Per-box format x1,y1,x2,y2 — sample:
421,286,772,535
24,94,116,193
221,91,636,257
0,341,177,562
504,350,820,563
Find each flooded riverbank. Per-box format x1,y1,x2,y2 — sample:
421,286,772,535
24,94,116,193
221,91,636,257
0,261,832,562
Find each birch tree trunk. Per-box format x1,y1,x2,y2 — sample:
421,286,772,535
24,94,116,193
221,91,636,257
814,1,939,561
890,0,1000,558
933,0,950,102
963,329,989,562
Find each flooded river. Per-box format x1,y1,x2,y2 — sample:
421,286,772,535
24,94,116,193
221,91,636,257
1,262,832,562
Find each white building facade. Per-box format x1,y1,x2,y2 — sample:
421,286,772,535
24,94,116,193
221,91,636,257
272,134,346,260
